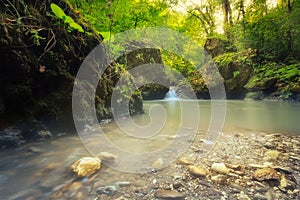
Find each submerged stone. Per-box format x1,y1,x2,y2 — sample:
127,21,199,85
98,152,118,162
71,157,101,177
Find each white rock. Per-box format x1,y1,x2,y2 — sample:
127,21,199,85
211,163,229,174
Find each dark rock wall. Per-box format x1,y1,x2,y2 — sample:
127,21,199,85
0,0,143,127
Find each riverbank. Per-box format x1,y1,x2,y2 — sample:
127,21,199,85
53,130,299,200
3,129,297,199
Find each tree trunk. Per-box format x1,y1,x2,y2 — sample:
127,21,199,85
286,0,293,54
222,0,233,36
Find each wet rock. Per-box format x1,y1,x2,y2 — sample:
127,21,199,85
0,127,24,148
71,157,101,177
264,150,281,160
211,175,227,185
177,157,192,165
98,152,118,162
35,130,52,140
155,190,185,199
28,146,43,153
116,181,131,187
21,120,52,141
253,168,280,181
187,165,207,177
211,163,229,174
97,185,118,195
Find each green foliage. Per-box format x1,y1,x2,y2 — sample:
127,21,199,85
25,29,45,46
50,3,65,19
50,3,84,32
233,70,240,78
215,52,235,67
254,63,300,81
246,63,300,91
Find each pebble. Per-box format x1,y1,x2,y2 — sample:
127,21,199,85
211,163,229,174
177,157,192,165
211,175,227,185
264,150,281,160
98,152,118,162
97,185,118,195
253,168,280,181
116,181,131,187
155,190,186,199
187,165,207,177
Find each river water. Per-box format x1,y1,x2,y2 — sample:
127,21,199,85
0,100,299,199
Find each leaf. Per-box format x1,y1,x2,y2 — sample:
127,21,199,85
65,16,74,24
50,3,66,19
233,71,240,78
69,22,84,32
100,31,110,38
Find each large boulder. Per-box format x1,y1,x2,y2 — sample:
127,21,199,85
116,47,169,100
214,50,255,98
204,38,234,58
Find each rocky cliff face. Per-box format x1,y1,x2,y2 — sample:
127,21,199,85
204,37,300,101
116,48,169,100
0,0,143,128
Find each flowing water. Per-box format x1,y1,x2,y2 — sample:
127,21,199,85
0,100,299,199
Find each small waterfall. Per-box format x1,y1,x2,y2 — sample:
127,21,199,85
164,86,178,100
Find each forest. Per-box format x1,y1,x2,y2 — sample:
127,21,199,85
0,1,300,200
1,0,300,125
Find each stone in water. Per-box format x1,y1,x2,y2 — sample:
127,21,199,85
98,152,118,162
71,157,101,177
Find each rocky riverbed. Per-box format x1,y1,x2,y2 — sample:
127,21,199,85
42,130,300,200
